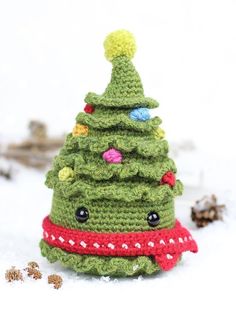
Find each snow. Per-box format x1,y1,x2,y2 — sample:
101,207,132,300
1,0,236,313
0,157,236,314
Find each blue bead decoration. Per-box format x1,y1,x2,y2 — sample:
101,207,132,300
129,108,150,121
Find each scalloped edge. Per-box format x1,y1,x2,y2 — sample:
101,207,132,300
53,153,176,182
40,239,160,277
74,159,176,181
85,93,159,109
62,134,169,158
46,174,184,202
76,112,161,132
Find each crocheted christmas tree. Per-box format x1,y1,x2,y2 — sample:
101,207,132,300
40,30,198,277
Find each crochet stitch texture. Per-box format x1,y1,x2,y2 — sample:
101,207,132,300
40,29,198,276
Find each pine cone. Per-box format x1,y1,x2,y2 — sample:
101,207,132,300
191,194,225,228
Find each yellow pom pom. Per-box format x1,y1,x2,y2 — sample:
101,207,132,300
104,30,136,61
154,128,165,140
72,124,89,137
58,167,75,182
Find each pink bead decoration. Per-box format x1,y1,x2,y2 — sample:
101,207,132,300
102,148,123,164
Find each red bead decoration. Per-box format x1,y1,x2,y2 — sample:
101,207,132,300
84,104,95,114
160,171,176,187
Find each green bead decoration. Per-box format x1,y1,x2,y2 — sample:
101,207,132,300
39,30,192,277
58,167,75,182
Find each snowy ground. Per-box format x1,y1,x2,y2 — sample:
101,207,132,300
1,0,236,312
0,154,236,314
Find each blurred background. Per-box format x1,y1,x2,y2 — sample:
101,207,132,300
0,0,236,310
1,0,236,194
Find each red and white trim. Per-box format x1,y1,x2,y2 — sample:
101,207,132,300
42,216,198,271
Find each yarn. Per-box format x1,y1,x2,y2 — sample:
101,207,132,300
102,148,123,164
129,108,150,121
161,171,176,187
76,111,160,132
40,240,160,276
72,124,88,137
46,175,183,203
104,29,136,61
85,50,158,109
85,93,158,109
154,127,165,139
40,30,198,276
42,216,198,272
62,134,169,158
50,197,175,233
84,104,94,114
72,156,176,181
58,167,75,182
86,30,158,108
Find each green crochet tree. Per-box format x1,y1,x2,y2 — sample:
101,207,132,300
40,30,197,277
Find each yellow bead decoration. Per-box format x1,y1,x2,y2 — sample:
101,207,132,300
154,128,165,140
104,30,136,61
58,167,75,182
72,124,88,137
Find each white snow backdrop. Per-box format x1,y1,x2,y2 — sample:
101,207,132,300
0,0,236,313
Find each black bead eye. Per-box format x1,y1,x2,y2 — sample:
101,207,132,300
75,207,89,223
147,211,160,227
